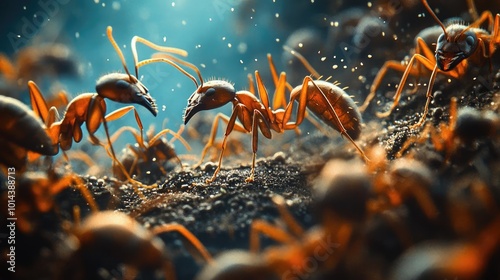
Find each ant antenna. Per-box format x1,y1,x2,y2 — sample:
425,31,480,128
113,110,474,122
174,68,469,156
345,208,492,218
136,55,201,88
152,52,204,88
283,45,321,79
106,26,133,80
422,0,449,40
131,36,189,79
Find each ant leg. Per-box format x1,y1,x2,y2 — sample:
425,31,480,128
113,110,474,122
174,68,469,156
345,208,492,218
484,14,500,63
361,37,437,113
272,195,305,237
105,105,145,145
466,0,479,22
250,197,314,255
267,53,294,109
359,61,412,112
254,71,277,121
152,223,213,264
50,174,99,212
205,107,247,184
411,64,439,128
247,73,256,95
313,80,368,161
493,14,500,45
282,45,321,79
274,48,331,136
282,76,310,128
249,219,297,253
377,54,436,118
46,107,60,128
28,81,50,124
86,95,107,140
89,98,150,196
150,128,191,152
267,53,280,87
470,11,494,31
398,96,457,156
195,112,246,169
56,150,99,173
97,113,144,178
396,123,433,157
132,126,191,172
0,54,15,81
274,72,290,112
102,115,151,196
108,126,144,149
442,97,458,157
47,90,69,109
120,144,142,179
245,110,272,183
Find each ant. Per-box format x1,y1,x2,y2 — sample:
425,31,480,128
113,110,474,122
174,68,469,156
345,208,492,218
60,210,213,280
108,124,191,183
28,26,193,192
0,43,80,88
397,97,499,159
359,0,500,128
0,95,57,172
175,46,367,183
364,145,439,222
12,170,98,234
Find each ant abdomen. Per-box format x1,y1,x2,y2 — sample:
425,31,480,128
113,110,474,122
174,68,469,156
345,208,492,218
292,80,362,140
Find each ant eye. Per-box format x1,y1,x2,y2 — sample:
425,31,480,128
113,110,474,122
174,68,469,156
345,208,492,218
437,34,446,43
116,80,130,89
465,35,475,47
205,88,216,96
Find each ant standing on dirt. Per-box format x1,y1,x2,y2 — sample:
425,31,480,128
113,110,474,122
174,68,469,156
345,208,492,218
360,0,500,128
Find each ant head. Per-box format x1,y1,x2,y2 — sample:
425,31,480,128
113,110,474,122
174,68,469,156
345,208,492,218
183,80,236,124
421,0,478,71
435,27,478,71
96,73,158,116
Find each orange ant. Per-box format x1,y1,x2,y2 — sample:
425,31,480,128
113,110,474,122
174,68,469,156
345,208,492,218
397,97,499,159
28,26,194,192
60,210,213,280
175,46,367,183
0,43,80,88
11,171,98,234
359,0,500,128
108,124,191,182
0,95,57,172
364,145,439,222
